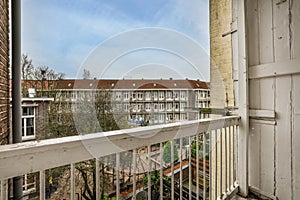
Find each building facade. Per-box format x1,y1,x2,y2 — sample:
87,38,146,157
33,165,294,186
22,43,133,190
39,79,210,125
0,0,10,145
9,98,54,142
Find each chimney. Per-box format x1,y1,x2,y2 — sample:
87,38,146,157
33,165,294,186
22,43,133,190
28,88,36,98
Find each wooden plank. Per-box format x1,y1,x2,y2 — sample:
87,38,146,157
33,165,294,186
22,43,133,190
237,0,249,196
291,0,300,59
249,58,300,79
249,80,261,109
259,78,275,110
275,76,292,199
292,75,300,200
40,171,45,200
250,119,276,126
248,121,261,189
258,0,274,64
71,163,76,200
247,0,259,66
273,0,290,62
1,180,8,200
249,109,275,118
260,124,274,194
293,114,300,200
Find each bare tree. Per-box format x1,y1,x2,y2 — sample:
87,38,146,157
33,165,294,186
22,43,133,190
21,54,65,97
83,69,91,80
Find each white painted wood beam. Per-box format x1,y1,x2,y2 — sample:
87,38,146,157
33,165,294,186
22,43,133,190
237,0,249,196
249,58,300,79
0,117,240,180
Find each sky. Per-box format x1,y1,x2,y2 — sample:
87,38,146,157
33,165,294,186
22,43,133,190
21,0,210,81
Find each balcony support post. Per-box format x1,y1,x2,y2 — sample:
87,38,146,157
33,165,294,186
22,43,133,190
11,0,23,199
236,0,249,197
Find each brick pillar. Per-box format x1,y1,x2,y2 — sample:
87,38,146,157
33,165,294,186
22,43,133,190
209,0,234,108
0,0,10,145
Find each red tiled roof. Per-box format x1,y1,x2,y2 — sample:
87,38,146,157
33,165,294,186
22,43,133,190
19,79,209,90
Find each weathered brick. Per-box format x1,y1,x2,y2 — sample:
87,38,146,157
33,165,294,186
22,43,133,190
0,0,9,145
210,0,235,108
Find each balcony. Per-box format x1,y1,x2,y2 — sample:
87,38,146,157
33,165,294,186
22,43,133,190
0,116,245,200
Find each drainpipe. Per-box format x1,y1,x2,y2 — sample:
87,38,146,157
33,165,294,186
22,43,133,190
11,0,23,199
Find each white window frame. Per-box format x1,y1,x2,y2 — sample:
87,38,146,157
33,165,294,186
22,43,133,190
180,91,186,99
159,91,164,99
159,103,164,111
167,91,173,99
124,92,129,100
145,91,151,100
22,106,36,141
167,103,172,111
23,173,37,194
115,91,122,100
180,102,186,111
137,92,143,100
153,91,158,100
145,103,151,111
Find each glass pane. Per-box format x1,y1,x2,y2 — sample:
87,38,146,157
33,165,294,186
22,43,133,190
26,127,34,136
27,118,34,126
22,107,27,115
22,119,25,136
28,107,34,115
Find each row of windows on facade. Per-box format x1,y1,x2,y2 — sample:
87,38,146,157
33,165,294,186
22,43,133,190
129,113,189,122
57,90,210,101
69,101,209,113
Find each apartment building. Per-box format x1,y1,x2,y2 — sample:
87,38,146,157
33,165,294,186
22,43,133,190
39,79,210,125
8,97,53,142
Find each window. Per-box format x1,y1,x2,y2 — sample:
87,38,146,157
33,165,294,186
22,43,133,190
181,113,187,120
180,102,186,110
124,92,129,100
159,91,164,99
180,91,186,99
131,92,136,100
167,103,172,111
124,104,129,111
115,92,121,100
22,106,35,140
23,173,36,194
145,103,151,111
159,103,164,111
167,114,173,121
174,91,179,99
154,114,159,122
137,104,143,111
175,103,179,110
167,91,173,99
137,92,143,100
145,92,151,100
154,103,158,111
153,91,158,99
159,114,165,122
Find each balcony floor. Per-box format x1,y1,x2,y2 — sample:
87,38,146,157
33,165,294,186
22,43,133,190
232,193,266,200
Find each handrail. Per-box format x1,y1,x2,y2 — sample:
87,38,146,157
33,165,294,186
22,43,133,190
0,116,239,180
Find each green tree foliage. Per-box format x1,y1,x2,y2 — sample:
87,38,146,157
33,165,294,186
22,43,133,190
162,141,179,164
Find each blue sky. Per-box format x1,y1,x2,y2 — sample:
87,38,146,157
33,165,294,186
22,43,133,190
22,0,210,81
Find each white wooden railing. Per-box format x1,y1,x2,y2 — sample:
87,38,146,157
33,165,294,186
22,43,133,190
0,116,240,200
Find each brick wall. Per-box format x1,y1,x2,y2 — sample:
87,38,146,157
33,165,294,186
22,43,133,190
0,0,9,145
209,0,235,108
